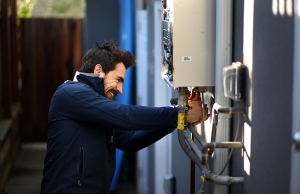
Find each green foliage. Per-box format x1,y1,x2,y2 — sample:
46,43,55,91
18,0,85,18
18,0,33,18
51,0,84,17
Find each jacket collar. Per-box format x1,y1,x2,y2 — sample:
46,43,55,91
73,71,105,96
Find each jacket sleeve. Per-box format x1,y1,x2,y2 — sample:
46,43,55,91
115,127,176,152
54,82,178,130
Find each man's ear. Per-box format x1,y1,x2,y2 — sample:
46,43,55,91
94,64,103,74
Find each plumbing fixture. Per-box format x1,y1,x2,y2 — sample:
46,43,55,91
161,0,215,88
176,87,189,130
175,98,245,186
169,87,245,186
160,0,245,191
178,127,244,185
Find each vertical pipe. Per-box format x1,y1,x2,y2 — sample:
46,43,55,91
214,1,232,194
110,1,135,191
190,135,196,194
290,0,300,193
116,0,134,105
135,1,149,193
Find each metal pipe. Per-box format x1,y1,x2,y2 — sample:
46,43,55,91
187,124,207,146
190,135,196,194
218,107,244,114
178,129,202,168
178,129,244,185
210,112,218,142
210,103,221,143
212,102,244,115
201,91,205,140
209,103,243,155
202,142,244,165
184,131,203,160
204,172,244,185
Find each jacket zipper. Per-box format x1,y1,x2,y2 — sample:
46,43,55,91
78,145,84,193
110,128,114,152
108,128,114,182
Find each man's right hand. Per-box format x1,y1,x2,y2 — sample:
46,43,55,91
186,92,210,126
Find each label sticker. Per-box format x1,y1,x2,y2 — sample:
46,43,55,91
182,56,192,62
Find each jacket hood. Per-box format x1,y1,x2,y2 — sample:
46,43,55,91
73,71,105,96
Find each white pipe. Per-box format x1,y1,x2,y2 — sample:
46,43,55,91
135,3,149,193
214,1,233,194
290,0,300,193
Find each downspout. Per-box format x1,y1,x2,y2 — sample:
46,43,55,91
290,0,300,193
214,1,233,194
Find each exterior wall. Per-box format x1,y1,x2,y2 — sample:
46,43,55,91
227,1,294,193
83,0,119,53
244,0,294,193
0,0,21,192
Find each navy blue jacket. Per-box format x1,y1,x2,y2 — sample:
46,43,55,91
41,73,178,194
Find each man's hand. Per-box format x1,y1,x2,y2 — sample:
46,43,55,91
186,92,210,127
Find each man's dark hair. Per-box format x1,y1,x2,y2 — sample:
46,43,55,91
80,40,136,73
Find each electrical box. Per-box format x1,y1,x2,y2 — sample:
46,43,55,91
223,62,246,101
161,0,216,88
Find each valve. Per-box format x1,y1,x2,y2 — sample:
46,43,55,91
177,87,188,130
171,87,199,130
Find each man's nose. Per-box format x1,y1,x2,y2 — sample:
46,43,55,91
117,83,123,94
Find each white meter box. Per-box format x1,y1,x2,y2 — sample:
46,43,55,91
162,0,216,88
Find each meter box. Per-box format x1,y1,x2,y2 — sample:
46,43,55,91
161,0,216,88
223,62,246,101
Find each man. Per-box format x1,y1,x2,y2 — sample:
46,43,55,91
41,40,208,193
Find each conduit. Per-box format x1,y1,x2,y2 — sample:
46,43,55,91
209,103,244,155
178,126,244,185
201,142,244,165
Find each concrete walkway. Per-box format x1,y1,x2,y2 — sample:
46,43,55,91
3,143,46,194
2,143,136,194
